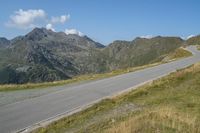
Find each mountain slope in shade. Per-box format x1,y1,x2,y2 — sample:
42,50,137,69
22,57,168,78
0,37,10,48
0,28,185,84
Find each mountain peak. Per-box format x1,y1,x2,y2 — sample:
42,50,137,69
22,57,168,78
25,27,54,41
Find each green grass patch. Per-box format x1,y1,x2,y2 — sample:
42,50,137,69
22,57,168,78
33,62,200,133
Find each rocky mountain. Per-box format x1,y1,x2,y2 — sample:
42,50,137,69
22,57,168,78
0,28,186,84
0,28,104,84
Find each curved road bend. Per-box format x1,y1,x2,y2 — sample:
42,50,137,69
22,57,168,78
0,46,200,133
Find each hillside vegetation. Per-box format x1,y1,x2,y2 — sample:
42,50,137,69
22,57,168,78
187,35,200,45
33,61,200,133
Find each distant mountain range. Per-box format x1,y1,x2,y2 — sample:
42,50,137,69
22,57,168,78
0,28,199,84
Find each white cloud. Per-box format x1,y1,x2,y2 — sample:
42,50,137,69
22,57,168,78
140,35,154,39
186,35,195,39
46,23,55,31
65,29,84,36
51,14,70,24
46,14,70,31
6,9,71,31
6,9,46,29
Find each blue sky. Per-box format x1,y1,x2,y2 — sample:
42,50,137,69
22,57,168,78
0,0,200,44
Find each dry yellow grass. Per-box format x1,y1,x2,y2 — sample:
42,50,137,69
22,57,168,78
163,47,192,61
105,106,198,133
197,45,200,50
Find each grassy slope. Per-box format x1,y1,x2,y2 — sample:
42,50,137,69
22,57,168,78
165,47,192,60
186,35,200,45
33,51,199,133
0,47,191,92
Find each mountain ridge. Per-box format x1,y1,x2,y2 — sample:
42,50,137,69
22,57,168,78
0,28,199,84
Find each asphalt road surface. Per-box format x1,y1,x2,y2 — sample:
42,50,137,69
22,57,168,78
0,46,200,133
